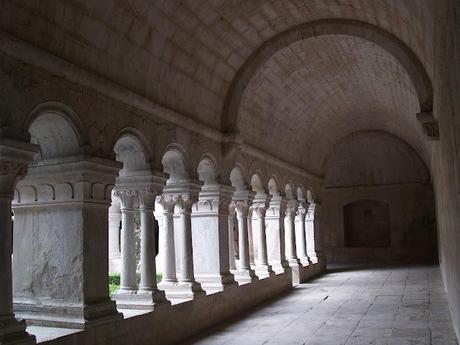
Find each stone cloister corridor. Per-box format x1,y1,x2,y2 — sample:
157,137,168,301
0,1,460,345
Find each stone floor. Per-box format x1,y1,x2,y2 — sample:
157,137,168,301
185,264,459,345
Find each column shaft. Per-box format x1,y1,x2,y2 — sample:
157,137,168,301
255,216,269,266
139,207,157,291
228,215,236,270
0,198,13,317
120,206,137,291
237,213,250,270
161,210,177,282
178,210,194,282
285,215,296,259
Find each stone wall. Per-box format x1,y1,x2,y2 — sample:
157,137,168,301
433,0,460,339
322,132,437,263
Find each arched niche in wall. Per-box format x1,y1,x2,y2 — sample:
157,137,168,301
161,148,188,183
343,199,390,248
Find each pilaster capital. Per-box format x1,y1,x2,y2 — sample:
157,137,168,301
193,184,234,214
266,195,287,217
295,203,307,221
306,202,317,220
250,203,267,218
0,139,39,197
173,193,195,212
285,203,298,220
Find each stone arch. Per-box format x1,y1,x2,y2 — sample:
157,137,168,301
161,144,189,182
113,128,152,176
229,164,248,190
268,176,281,197
296,186,306,202
222,19,433,133
197,154,219,186
306,190,315,204
250,172,266,193
26,102,83,160
284,182,296,200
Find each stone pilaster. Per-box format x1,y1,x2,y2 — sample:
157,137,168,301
13,155,123,329
191,184,237,292
228,202,237,271
0,139,38,345
232,190,258,284
108,194,122,274
285,201,301,267
265,194,290,274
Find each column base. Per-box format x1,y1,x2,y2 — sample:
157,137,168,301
268,260,290,275
287,258,301,285
233,269,259,285
307,253,319,264
298,256,311,266
0,315,35,345
113,289,171,310
254,264,275,279
158,281,205,301
195,273,238,293
14,299,123,329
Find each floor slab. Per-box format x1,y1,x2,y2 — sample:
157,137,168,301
186,264,459,345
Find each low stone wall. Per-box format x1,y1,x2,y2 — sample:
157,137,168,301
40,262,324,345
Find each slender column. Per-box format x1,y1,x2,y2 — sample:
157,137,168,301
285,203,300,266
161,181,204,300
306,203,320,264
265,195,289,274
295,202,310,266
176,196,194,283
228,203,237,271
156,195,177,284
114,190,137,292
108,194,122,273
251,195,274,279
138,190,157,291
0,140,37,344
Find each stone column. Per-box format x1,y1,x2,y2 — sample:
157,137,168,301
156,195,177,285
233,190,258,284
265,195,290,274
137,190,169,306
285,202,301,266
306,203,321,264
228,203,237,271
13,156,123,328
251,193,274,279
161,182,204,300
108,195,122,274
295,202,310,266
114,190,137,293
0,139,37,345
191,184,236,292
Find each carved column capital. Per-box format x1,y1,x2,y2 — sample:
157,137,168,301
295,204,307,222
250,203,267,218
113,189,137,209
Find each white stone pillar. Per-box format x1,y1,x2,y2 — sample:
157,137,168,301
156,195,177,284
108,195,122,273
233,190,258,284
306,203,319,264
295,202,310,266
191,184,236,292
115,190,138,293
0,140,37,345
13,156,122,328
265,195,289,274
161,182,204,300
228,203,237,271
251,193,274,279
135,190,169,307
285,202,300,266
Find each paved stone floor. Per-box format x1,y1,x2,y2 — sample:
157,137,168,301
186,264,459,345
